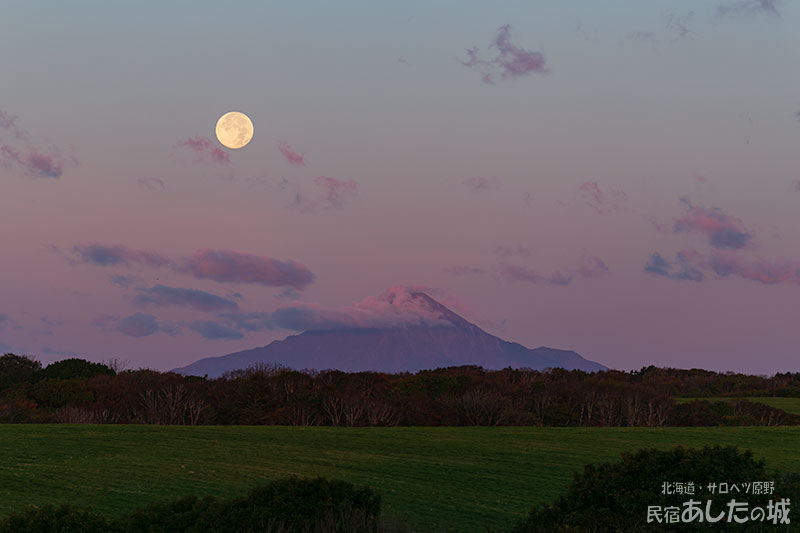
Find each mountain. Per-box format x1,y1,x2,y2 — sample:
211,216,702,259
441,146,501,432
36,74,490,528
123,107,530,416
173,290,607,377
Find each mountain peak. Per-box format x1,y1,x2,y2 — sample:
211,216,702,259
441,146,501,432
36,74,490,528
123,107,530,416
370,287,473,331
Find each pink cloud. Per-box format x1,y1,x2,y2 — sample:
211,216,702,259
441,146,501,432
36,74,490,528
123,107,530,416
0,109,67,179
68,243,314,290
673,198,752,249
271,287,458,331
712,254,798,284
278,142,306,166
176,249,315,289
461,25,549,84
137,177,166,191
175,136,230,165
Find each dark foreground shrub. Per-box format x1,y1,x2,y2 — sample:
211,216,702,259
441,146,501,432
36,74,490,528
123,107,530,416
0,504,111,533
114,476,380,532
514,445,799,532
114,495,217,532
1,477,381,533
201,476,381,532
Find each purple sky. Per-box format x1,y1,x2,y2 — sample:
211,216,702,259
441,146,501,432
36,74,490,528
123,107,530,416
1,1,799,373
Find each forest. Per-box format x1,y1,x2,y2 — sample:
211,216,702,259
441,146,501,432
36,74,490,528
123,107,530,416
1,353,799,427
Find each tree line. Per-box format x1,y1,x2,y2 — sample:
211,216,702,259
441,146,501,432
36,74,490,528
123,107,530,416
1,353,799,427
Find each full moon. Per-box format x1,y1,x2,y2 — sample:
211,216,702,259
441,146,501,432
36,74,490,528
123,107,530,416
215,111,254,149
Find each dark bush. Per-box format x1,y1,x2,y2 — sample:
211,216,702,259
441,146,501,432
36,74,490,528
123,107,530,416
114,495,217,532
0,354,41,392
32,378,93,410
41,358,115,380
113,477,381,532
0,504,111,533
202,477,381,532
514,445,798,532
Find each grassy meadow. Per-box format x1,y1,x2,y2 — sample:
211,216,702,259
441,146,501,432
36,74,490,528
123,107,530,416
1,425,799,531
674,396,800,414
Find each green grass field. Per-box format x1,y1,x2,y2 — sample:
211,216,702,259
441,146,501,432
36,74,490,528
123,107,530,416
1,426,799,531
674,397,800,414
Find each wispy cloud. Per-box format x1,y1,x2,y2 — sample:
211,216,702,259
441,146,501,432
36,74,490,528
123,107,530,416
175,136,230,165
41,346,79,357
576,181,629,214
493,244,532,257
644,252,704,281
664,11,694,39
281,176,359,213
176,249,315,289
0,109,69,179
497,255,608,286
685,250,800,285
717,0,780,18
463,177,500,192
578,256,611,278
498,263,574,285
649,248,800,285
443,265,488,277
626,31,661,51
136,177,166,191
187,320,243,340
673,198,752,249
461,25,549,84
217,311,274,332
72,244,170,268
628,11,693,50
133,285,239,312
92,313,179,338
109,274,142,289
312,176,358,208
278,142,306,166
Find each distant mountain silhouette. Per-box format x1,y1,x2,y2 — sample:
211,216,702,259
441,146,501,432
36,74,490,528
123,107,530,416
174,289,607,377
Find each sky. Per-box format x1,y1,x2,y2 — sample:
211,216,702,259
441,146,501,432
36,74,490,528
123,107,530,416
1,1,799,374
